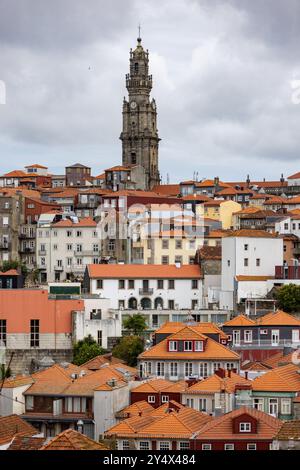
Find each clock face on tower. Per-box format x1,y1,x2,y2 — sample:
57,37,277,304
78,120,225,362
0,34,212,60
130,101,137,110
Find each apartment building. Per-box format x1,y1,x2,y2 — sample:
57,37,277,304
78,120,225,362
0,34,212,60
84,264,204,311
0,192,24,264
220,229,283,310
36,216,100,283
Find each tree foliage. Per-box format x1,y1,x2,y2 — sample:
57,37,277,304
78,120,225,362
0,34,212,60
123,314,147,335
112,336,144,367
275,284,300,313
73,335,105,366
0,260,28,277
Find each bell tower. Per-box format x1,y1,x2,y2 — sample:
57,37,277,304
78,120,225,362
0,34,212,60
120,33,160,189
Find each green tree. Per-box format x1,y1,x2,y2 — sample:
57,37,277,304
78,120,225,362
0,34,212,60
123,314,147,335
112,336,144,367
275,284,300,313
1,260,28,277
73,335,105,366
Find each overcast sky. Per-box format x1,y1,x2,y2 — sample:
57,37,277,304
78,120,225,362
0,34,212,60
0,0,300,183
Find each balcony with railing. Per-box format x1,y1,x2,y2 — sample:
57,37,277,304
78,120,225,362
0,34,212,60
231,339,300,349
0,242,10,250
139,288,154,295
275,265,300,280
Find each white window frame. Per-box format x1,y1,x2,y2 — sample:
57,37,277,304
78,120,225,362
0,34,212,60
202,444,211,450
159,441,170,450
161,395,169,403
281,398,291,415
184,340,193,351
139,441,150,450
247,443,257,451
253,398,264,411
224,444,234,450
194,340,203,351
148,395,155,403
239,422,251,432
244,330,252,343
169,340,178,352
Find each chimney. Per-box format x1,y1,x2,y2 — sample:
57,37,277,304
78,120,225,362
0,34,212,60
228,369,232,378
214,176,220,187
244,371,248,380
215,368,226,379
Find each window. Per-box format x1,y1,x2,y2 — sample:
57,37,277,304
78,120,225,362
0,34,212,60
199,363,208,378
213,363,221,373
189,240,196,250
227,260,231,267
202,444,211,450
148,395,155,403
76,244,82,253
0,320,7,346
191,299,198,310
139,442,150,450
192,279,198,289
53,244,58,250
244,330,252,343
168,300,175,309
93,244,99,252
168,280,175,289
185,362,193,377
175,255,183,264
256,258,260,267
157,279,164,289
30,320,39,347
169,341,178,351
108,239,115,251
184,341,193,351
97,279,103,289
253,398,264,411
175,240,182,249
118,300,125,309
284,223,289,230
118,279,125,289
156,362,165,377
199,398,207,412
170,362,178,378
239,422,251,432
161,395,169,403
97,330,102,347
194,340,203,351
67,230,72,237
244,258,249,267
122,441,130,450
67,257,72,266
161,255,169,265
147,362,152,374
224,444,234,450
281,398,291,415
162,240,169,249
244,244,248,251
128,279,135,289
76,231,82,237
67,244,72,251
226,363,235,370
247,444,256,451
179,442,190,450
159,442,170,450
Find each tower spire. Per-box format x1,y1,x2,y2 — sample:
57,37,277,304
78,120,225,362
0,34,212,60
138,23,141,42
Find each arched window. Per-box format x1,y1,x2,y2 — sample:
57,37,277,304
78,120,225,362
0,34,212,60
131,153,136,164
128,297,137,309
154,297,163,309
141,298,151,310
134,62,139,74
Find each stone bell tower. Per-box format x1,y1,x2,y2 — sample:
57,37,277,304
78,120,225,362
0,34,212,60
120,34,160,189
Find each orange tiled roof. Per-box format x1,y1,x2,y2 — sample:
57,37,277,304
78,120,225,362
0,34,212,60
7,436,45,450
149,401,185,417
241,361,271,371
132,378,177,394
25,164,48,169
252,363,300,392
139,326,239,360
1,374,33,388
225,229,278,238
52,217,97,228
106,405,212,440
263,351,295,369
275,420,300,440
288,172,300,179
0,269,19,276
118,401,154,418
81,354,125,370
40,429,109,450
185,370,251,394
257,310,300,326
0,415,38,446
87,264,201,279
152,184,180,196
194,406,281,440
199,245,221,260
236,275,275,281
206,229,232,238
223,314,256,327
155,321,227,340
2,170,27,178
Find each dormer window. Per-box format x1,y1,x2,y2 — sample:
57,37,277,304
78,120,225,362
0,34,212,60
169,341,178,352
239,422,251,433
184,341,193,351
194,340,204,351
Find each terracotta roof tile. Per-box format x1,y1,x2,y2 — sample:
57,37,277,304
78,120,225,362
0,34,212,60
1,374,33,388
139,326,239,360
275,420,300,440
88,264,201,279
194,406,281,440
185,370,251,394
118,401,154,418
223,314,256,327
41,429,109,450
155,321,227,340
7,436,45,450
0,415,38,446
236,275,275,281
53,217,96,228
225,229,278,238
263,351,295,369
257,310,300,326
252,363,300,392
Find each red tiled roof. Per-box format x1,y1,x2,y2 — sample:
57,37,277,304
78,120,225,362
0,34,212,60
25,164,48,169
0,269,19,276
87,264,202,279
52,217,97,228
0,415,38,446
40,429,109,450
252,363,300,392
223,314,256,327
194,406,281,440
288,172,300,180
225,229,278,238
